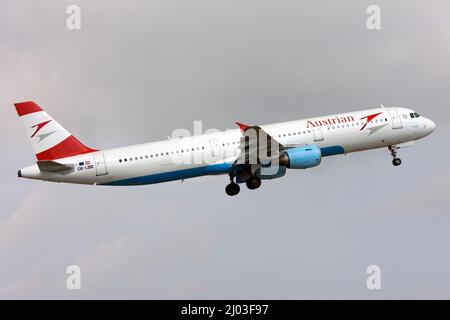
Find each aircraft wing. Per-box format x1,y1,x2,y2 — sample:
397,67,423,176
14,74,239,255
233,122,284,166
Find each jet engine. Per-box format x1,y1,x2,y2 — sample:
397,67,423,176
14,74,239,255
278,145,321,169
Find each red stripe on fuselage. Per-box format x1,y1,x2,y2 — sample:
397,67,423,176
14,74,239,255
14,101,43,117
35,135,97,161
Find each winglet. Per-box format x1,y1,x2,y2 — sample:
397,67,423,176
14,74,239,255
235,122,250,132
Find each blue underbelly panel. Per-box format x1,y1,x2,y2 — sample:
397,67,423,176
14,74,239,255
320,146,345,156
102,162,233,186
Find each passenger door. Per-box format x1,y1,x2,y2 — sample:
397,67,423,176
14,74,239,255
94,154,108,176
388,109,403,129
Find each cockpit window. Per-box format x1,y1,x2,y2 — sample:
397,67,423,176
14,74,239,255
410,112,420,118
414,112,420,117
410,113,415,118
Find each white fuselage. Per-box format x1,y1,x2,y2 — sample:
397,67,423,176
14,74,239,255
19,107,435,186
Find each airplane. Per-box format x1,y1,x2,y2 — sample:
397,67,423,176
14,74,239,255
14,101,435,196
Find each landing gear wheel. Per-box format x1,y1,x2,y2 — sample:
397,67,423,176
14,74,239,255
388,146,402,167
392,158,402,166
246,176,262,190
225,182,240,196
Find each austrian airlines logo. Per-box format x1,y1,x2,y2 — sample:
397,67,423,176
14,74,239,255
30,120,55,142
306,111,387,135
359,112,383,130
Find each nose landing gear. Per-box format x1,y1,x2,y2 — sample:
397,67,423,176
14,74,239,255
392,158,402,166
388,145,402,166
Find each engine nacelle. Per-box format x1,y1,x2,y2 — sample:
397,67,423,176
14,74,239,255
255,166,287,180
279,145,321,169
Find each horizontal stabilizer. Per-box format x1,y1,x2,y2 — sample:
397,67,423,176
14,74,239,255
37,160,74,172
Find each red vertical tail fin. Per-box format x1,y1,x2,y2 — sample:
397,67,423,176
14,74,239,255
14,101,97,160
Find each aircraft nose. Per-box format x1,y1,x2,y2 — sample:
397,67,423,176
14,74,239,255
428,119,436,132
424,118,436,134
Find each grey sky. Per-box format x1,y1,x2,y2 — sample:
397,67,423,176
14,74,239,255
1,0,450,298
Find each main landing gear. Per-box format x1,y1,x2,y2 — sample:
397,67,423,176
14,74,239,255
225,175,262,196
246,176,261,190
388,145,402,166
225,181,240,196
225,175,240,196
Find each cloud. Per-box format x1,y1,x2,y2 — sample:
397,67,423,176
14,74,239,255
0,186,57,249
